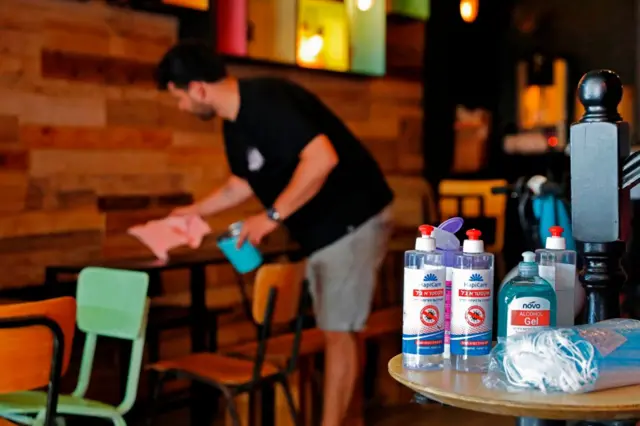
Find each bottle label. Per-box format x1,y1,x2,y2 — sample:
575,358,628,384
450,268,493,356
507,297,551,337
444,267,453,348
402,266,446,356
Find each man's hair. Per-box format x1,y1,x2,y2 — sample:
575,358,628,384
155,40,228,91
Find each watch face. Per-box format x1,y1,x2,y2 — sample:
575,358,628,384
268,208,280,221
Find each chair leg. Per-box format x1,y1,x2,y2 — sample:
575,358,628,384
146,372,167,426
112,416,127,426
222,393,242,426
280,378,300,426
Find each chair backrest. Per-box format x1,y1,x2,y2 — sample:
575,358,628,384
0,297,76,393
252,262,306,326
76,267,149,340
250,262,307,381
74,267,149,415
439,179,508,253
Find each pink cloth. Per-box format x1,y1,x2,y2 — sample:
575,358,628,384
127,215,211,261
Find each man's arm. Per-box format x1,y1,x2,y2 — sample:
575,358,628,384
175,175,254,217
272,134,339,220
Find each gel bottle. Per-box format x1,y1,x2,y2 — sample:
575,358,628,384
402,225,447,370
535,226,578,326
498,251,557,343
450,229,494,372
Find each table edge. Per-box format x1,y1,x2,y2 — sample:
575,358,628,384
387,354,640,420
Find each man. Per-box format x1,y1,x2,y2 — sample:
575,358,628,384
156,41,394,426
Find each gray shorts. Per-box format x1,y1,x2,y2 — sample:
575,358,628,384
305,206,393,332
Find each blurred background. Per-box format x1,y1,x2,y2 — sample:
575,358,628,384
0,0,638,425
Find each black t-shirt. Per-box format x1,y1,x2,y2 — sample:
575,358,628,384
223,77,394,255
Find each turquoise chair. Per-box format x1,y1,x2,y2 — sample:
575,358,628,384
0,267,149,426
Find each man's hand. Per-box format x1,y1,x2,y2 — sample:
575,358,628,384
237,213,278,247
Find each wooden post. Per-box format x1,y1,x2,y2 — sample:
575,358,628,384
569,70,634,426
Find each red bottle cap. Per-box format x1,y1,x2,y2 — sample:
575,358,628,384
418,224,434,236
466,229,482,240
549,226,564,237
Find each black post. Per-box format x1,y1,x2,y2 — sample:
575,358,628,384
570,70,630,325
569,70,635,426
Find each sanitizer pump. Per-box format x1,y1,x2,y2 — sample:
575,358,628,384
402,225,446,370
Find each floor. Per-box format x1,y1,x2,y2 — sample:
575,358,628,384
148,403,516,426
13,403,514,426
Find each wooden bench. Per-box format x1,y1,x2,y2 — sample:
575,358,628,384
222,306,402,426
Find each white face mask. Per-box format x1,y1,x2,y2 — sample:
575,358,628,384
499,328,597,393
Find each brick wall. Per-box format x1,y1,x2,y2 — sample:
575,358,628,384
0,0,425,292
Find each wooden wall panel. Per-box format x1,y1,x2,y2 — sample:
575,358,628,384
0,0,425,295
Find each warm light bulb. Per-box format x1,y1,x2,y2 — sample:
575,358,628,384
357,0,374,11
460,0,478,23
298,34,324,63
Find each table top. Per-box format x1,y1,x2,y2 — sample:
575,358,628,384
388,354,640,420
46,246,302,274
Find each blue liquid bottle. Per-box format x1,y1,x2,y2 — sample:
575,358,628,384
450,229,494,372
498,251,557,342
402,225,446,370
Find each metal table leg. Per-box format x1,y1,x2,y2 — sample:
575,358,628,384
189,264,217,426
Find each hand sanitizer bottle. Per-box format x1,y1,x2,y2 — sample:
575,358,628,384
402,225,446,370
451,229,494,372
498,251,557,343
535,226,578,326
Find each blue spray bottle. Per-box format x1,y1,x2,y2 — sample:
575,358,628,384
402,225,446,370
450,229,494,372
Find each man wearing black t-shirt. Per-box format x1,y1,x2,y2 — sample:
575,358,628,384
156,42,393,426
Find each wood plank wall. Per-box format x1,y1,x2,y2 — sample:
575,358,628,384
0,0,426,298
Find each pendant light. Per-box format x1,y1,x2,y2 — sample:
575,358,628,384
460,0,478,23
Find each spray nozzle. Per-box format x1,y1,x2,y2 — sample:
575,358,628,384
522,251,535,263
466,229,482,240
418,224,434,237
549,226,564,237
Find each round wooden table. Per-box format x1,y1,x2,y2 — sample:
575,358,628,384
388,354,640,423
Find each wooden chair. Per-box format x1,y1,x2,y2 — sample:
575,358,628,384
438,179,508,278
147,261,307,426
0,268,149,426
0,297,77,426
438,179,508,253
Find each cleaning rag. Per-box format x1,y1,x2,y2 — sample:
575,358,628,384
127,215,211,261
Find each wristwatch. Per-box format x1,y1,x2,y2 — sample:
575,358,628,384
266,207,281,222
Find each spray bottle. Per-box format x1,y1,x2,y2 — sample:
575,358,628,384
498,251,557,343
402,225,446,370
432,217,464,359
535,226,578,326
450,229,494,372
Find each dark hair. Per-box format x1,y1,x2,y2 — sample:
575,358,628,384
155,40,227,90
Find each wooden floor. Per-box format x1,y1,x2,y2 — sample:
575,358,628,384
144,403,516,426
0,402,516,425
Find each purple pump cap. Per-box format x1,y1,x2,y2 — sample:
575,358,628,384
439,217,464,234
